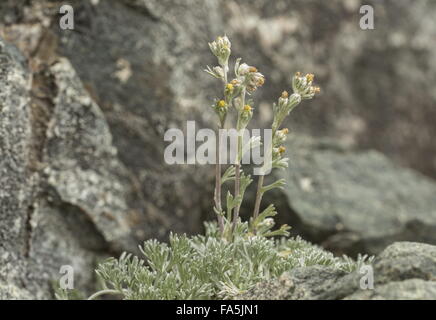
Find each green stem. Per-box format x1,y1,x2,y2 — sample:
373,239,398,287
214,123,225,235
251,127,277,234
231,88,246,235
214,63,229,236
252,174,264,234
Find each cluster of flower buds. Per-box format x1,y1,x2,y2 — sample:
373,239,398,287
208,36,231,67
272,145,286,161
272,90,300,132
273,128,289,147
236,63,265,93
224,79,243,103
280,90,303,112
292,72,320,100
212,99,228,125
272,73,319,132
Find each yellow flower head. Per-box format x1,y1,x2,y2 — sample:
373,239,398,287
243,104,252,112
282,128,289,134
313,86,321,93
306,73,315,83
295,71,302,77
281,91,289,99
249,66,258,73
217,100,227,108
226,83,234,91
278,146,286,154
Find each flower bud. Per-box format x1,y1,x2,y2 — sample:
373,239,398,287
217,100,227,108
246,71,265,93
306,73,314,84
292,72,320,100
213,99,228,125
225,83,234,99
273,128,288,146
288,93,302,108
213,66,224,78
237,63,250,76
231,79,240,86
209,36,231,66
238,104,253,130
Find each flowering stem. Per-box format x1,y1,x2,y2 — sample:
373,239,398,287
232,141,241,234
231,87,246,234
214,123,225,235
252,127,277,234
213,64,229,236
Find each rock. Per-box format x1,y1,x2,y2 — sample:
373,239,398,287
240,242,436,300
43,0,436,248
2,0,435,244
344,279,436,300
2,0,436,299
0,38,140,299
0,36,35,299
43,58,141,251
373,242,436,283
221,0,436,180
274,135,436,256
240,266,346,300
2,0,436,242
1,0,220,247
51,0,222,238
0,0,221,298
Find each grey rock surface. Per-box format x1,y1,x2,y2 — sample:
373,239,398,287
373,242,436,283
43,58,140,251
0,36,35,299
3,0,435,242
1,0,436,299
0,0,219,298
0,38,134,299
344,279,436,300
239,266,347,300
274,136,436,256
241,242,436,300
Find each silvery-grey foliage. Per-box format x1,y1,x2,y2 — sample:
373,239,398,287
58,224,370,300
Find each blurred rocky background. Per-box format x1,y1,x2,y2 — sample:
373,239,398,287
1,0,436,298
